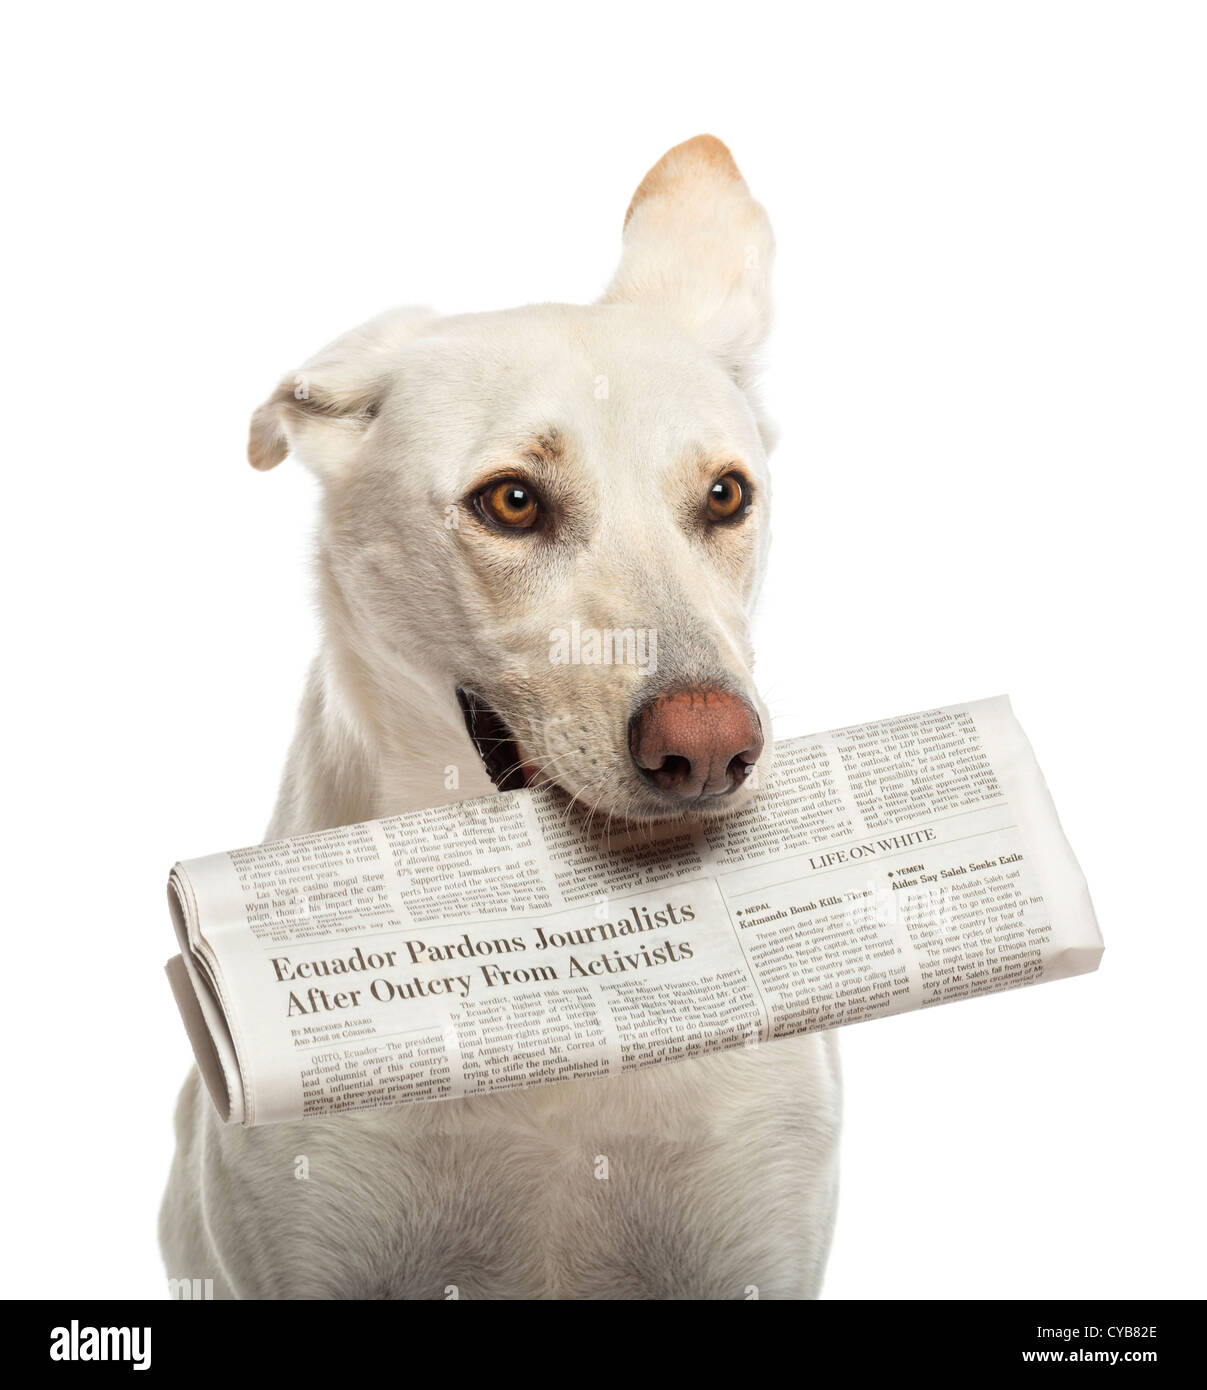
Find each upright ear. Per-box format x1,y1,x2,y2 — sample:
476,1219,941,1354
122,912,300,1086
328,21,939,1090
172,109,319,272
248,306,437,474
602,135,774,389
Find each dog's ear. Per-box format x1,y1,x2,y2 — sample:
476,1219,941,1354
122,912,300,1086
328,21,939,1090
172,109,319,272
248,306,436,474
602,135,774,389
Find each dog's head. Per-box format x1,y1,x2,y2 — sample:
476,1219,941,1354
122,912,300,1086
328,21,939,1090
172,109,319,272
250,136,778,824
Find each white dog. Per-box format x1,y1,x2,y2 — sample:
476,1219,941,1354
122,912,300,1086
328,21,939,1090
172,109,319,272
160,136,841,1299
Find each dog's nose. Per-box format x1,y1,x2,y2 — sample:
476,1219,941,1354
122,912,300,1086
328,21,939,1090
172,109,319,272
629,686,763,799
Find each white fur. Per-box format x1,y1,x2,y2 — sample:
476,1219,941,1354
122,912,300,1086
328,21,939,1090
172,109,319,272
160,137,841,1299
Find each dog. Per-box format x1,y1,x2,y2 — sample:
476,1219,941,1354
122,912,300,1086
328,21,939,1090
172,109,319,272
159,136,841,1299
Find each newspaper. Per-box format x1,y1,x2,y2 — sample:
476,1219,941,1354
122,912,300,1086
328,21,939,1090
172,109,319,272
165,695,1102,1126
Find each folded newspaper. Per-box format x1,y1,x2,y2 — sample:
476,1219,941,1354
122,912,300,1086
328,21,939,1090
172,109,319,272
165,695,1102,1126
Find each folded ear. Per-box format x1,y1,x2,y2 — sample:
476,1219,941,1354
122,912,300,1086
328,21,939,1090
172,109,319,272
602,135,774,389
248,306,437,474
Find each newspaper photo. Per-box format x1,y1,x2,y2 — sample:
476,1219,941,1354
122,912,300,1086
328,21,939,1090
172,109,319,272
165,695,1103,1127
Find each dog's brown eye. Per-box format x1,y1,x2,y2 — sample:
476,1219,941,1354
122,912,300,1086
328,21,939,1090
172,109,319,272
706,472,748,522
479,479,540,529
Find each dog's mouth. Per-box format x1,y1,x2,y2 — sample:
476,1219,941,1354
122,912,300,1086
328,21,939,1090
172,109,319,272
457,687,540,793
457,684,764,821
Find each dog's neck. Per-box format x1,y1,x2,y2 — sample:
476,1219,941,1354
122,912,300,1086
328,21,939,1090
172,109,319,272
266,633,494,841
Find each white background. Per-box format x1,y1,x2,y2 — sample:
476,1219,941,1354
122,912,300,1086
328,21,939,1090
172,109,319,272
2,2,1203,1299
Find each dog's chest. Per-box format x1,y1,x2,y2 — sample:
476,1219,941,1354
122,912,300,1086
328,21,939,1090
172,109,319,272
247,1034,839,1299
